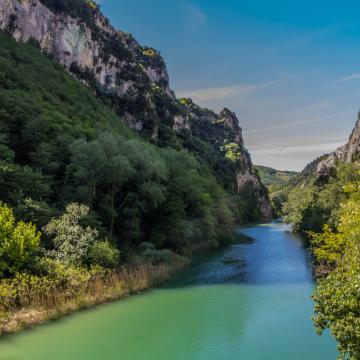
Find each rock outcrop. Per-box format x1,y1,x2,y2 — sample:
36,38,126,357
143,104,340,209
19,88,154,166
0,0,173,94
182,100,273,218
0,0,175,136
0,0,272,218
317,112,360,177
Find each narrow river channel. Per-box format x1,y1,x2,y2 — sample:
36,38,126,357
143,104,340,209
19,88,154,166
0,221,338,360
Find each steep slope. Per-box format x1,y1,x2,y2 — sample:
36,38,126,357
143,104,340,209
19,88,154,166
285,113,360,188
182,100,273,217
0,0,272,217
282,113,360,233
0,30,241,252
317,112,360,178
0,0,174,136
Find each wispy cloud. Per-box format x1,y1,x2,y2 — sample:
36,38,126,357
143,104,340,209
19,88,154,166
244,111,353,135
251,142,344,155
180,2,207,33
176,75,287,103
336,73,360,83
286,102,334,117
293,22,349,48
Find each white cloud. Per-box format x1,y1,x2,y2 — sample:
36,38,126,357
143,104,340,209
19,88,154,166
336,73,360,82
176,75,286,103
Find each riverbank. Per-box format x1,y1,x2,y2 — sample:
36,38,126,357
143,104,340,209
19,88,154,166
0,221,337,360
0,257,189,335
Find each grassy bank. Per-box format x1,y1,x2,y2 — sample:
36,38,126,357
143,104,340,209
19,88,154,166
0,257,189,335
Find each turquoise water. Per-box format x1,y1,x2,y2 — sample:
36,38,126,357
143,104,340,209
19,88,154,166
0,221,338,359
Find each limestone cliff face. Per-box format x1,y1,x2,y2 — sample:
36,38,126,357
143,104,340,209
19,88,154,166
0,0,173,95
0,0,173,135
317,113,360,176
0,0,272,218
183,100,273,218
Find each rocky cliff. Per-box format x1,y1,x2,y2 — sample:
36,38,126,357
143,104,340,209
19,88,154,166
316,112,360,177
182,99,273,217
0,0,175,136
0,0,272,218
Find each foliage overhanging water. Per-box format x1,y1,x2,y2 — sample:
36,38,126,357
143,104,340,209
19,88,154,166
0,221,337,359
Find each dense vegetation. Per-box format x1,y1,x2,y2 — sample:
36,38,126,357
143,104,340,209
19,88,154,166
0,30,257,330
283,164,359,233
280,155,360,357
310,173,360,359
36,0,260,207
255,165,297,188
255,165,297,215
0,30,241,252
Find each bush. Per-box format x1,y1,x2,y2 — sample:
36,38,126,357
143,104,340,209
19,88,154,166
44,203,99,267
138,242,155,252
0,203,40,278
138,242,175,265
89,241,120,268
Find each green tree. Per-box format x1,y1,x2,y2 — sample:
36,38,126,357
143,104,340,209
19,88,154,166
0,161,50,207
97,132,133,234
44,203,99,267
283,183,322,232
313,178,360,359
67,140,107,208
119,140,168,244
283,164,360,233
0,203,40,278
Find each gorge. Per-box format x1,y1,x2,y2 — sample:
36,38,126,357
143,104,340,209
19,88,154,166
1,1,360,359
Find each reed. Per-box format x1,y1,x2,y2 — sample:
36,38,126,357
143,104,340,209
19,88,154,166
0,257,188,335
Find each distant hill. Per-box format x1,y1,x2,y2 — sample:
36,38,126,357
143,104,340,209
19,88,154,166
255,166,298,188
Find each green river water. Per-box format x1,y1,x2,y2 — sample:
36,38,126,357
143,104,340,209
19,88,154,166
0,221,338,359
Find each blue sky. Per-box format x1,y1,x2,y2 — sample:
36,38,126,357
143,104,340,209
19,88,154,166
99,0,360,170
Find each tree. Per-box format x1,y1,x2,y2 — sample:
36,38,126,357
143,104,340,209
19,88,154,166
44,203,99,267
67,140,107,208
312,178,360,359
283,184,322,232
97,132,133,234
310,225,345,274
283,164,360,233
0,203,40,278
119,140,168,243
0,161,50,206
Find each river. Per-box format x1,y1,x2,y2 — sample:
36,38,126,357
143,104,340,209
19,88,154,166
0,221,338,359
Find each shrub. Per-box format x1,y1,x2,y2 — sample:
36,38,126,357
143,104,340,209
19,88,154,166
89,241,120,268
44,203,99,267
0,203,40,278
139,242,175,265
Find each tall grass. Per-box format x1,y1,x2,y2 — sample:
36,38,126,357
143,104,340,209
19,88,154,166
0,258,188,334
